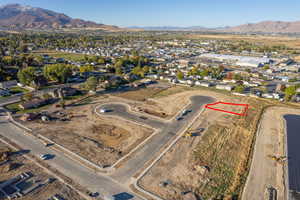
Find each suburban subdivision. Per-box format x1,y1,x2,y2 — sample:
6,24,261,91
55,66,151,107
1,2,300,200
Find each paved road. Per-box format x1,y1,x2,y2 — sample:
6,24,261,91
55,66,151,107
0,114,142,200
0,95,213,199
99,96,214,183
0,83,79,107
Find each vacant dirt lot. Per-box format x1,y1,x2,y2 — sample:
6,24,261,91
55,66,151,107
128,86,242,119
113,87,167,102
139,89,268,200
186,34,300,49
23,99,153,167
0,142,84,200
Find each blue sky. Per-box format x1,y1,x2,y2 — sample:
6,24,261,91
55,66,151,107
1,0,300,27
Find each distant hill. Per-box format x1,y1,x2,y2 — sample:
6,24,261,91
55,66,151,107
130,21,300,34
127,26,218,31
0,4,121,31
224,21,300,33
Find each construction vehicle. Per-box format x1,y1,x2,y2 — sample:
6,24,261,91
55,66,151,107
183,128,205,138
264,186,277,200
183,132,193,138
267,155,287,164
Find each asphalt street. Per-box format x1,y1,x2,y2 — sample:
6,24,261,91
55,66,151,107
0,83,79,107
0,94,214,199
99,95,214,183
0,115,142,200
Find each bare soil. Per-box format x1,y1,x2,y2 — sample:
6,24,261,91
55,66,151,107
23,98,153,167
139,89,268,200
132,86,243,119
113,87,166,102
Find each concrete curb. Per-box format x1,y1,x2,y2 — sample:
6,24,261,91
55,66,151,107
283,115,289,200
0,136,93,200
94,95,209,172
132,104,209,200
8,114,108,173
94,103,161,172
241,111,264,200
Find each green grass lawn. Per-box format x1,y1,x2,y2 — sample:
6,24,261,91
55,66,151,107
5,102,53,114
0,87,29,100
31,51,95,62
9,86,29,94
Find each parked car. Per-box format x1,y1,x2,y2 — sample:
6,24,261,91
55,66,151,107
182,109,192,116
176,116,183,121
100,108,108,113
40,154,55,160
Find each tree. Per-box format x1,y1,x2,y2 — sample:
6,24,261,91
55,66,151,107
233,73,243,80
2,56,13,65
42,93,52,100
176,71,184,80
115,67,123,75
35,56,44,65
143,66,150,74
22,93,34,102
79,65,95,74
234,85,245,93
132,66,144,77
97,57,106,65
44,64,73,83
263,64,270,70
200,69,209,77
85,76,98,91
285,85,296,101
114,60,124,69
17,67,36,86
188,66,200,76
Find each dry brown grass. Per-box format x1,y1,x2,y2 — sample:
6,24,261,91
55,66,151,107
186,34,300,49
113,87,167,101
139,88,270,200
192,98,268,199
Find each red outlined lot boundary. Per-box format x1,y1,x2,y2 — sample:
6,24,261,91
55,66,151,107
205,101,249,116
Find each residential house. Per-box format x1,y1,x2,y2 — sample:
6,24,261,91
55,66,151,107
216,84,234,91
19,98,50,110
0,89,10,97
0,80,17,89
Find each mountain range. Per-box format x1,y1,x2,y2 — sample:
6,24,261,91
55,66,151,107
0,4,120,31
225,21,300,33
1,4,300,33
130,21,300,33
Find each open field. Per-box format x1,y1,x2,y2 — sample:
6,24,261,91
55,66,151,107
0,141,84,200
186,34,300,49
113,87,167,102
138,88,269,200
31,50,97,61
21,97,153,167
126,85,230,119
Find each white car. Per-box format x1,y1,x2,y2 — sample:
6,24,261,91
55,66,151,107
40,154,54,160
100,108,108,113
40,154,48,160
